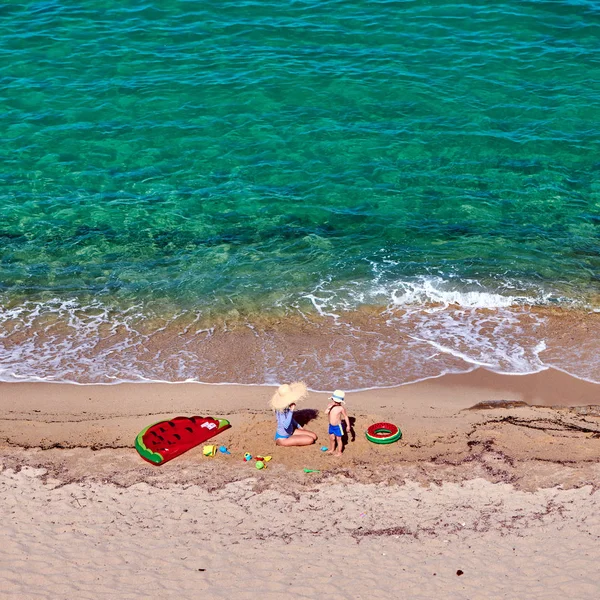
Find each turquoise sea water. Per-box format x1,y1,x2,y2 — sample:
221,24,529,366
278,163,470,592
1,1,599,386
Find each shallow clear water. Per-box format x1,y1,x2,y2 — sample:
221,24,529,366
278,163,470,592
1,1,599,385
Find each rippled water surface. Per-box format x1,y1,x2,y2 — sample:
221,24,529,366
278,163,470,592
1,1,599,385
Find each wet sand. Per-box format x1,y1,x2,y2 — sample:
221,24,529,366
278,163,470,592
2,305,599,388
1,368,600,598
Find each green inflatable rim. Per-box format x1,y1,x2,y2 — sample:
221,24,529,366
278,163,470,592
135,422,164,464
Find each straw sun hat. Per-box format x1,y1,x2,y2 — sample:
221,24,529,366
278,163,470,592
270,381,308,411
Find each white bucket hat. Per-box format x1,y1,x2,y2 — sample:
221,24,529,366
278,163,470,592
270,382,308,411
329,389,345,403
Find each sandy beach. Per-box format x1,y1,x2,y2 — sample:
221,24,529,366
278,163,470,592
4,1,600,598
1,368,600,599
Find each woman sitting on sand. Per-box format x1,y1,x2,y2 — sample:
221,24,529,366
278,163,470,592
271,382,317,447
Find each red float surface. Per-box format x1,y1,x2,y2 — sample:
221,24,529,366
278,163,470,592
366,422,399,438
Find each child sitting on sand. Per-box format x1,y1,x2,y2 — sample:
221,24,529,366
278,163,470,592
325,389,351,456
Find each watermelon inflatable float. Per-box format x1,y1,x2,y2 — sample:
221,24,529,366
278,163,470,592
135,416,231,465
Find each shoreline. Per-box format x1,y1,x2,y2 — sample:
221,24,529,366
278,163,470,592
2,366,599,415
3,363,600,392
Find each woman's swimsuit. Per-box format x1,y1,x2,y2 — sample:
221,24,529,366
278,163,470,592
274,409,299,440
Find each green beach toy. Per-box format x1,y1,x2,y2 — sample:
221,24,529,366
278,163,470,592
303,468,320,473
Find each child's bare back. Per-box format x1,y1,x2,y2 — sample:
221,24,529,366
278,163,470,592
328,404,344,426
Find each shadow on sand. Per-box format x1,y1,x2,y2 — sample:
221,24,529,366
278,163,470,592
293,408,319,427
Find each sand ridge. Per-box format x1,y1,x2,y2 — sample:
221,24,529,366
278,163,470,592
1,465,600,599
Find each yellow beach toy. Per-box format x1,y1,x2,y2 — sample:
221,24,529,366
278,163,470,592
202,444,217,457
255,455,272,463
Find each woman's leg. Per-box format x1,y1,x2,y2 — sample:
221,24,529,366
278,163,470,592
297,428,317,441
275,431,316,446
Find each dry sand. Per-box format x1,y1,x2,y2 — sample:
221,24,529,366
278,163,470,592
1,368,600,599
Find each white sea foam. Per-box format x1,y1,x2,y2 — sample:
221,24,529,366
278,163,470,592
303,272,567,313
408,335,497,368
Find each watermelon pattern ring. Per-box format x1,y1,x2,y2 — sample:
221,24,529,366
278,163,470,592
365,422,402,444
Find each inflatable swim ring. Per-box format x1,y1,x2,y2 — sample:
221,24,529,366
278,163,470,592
365,422,402,444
